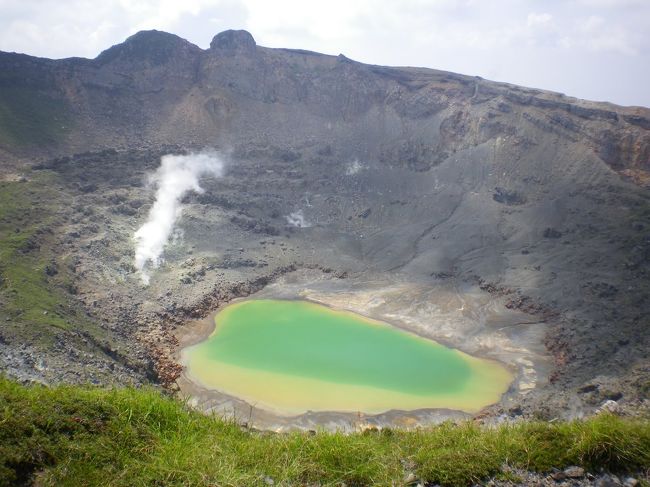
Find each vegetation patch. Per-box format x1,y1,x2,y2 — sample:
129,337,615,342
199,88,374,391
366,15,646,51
1,377,649,486
0,173,106,346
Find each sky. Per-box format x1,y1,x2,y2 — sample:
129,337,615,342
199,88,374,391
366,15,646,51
0,0,649,107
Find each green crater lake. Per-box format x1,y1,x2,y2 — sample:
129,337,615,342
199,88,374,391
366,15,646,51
183,299,513,414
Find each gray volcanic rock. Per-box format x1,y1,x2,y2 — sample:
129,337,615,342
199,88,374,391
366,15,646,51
210,29,257,52
96,30,200,65
0,30,649,423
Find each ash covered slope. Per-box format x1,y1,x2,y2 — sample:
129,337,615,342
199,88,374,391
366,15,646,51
0,29,649,417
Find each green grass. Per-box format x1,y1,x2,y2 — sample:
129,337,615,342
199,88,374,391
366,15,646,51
0,172,137,386
0,173,108,346
1,377,649,486
0,174,74,336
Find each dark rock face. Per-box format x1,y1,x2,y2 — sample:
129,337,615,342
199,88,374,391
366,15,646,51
493,187,526,206
209,29,256,52
543,228,563,239
96,30,200,66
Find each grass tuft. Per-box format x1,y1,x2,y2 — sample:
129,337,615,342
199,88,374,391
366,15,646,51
1,377,649,486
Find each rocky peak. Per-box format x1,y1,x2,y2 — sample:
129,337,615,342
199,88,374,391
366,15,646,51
209,29,256,53
95,30,199,66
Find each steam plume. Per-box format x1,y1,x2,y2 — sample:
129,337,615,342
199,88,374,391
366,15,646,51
133,152,224,284
345,159,364,175
285,210,310,228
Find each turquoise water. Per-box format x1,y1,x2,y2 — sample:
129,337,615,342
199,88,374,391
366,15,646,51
183,299,512,414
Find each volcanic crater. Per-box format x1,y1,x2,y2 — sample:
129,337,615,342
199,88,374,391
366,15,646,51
0,29,649,430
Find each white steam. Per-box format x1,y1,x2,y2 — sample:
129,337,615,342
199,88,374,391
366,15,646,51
285,210,310,228
133,152,224,284
345,159,365,175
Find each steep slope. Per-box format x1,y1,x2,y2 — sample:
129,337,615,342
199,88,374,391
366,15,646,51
0,30,648,423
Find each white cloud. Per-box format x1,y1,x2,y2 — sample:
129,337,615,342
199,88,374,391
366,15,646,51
118,0,221,33
578,15,605,32
0,0,232,58
577,0,647,7
527,12,553,27
568,15,637,54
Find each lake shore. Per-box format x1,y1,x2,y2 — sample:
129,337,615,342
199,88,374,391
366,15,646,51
174,272,549,431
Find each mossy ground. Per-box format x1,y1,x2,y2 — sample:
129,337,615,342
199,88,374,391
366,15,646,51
1,173,71,335
1,377,649,486
0,172,112,351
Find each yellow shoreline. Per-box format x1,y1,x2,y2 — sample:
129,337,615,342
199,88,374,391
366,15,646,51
185,352,512,416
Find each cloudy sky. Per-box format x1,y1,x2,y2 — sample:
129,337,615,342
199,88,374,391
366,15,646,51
1,0,648,107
